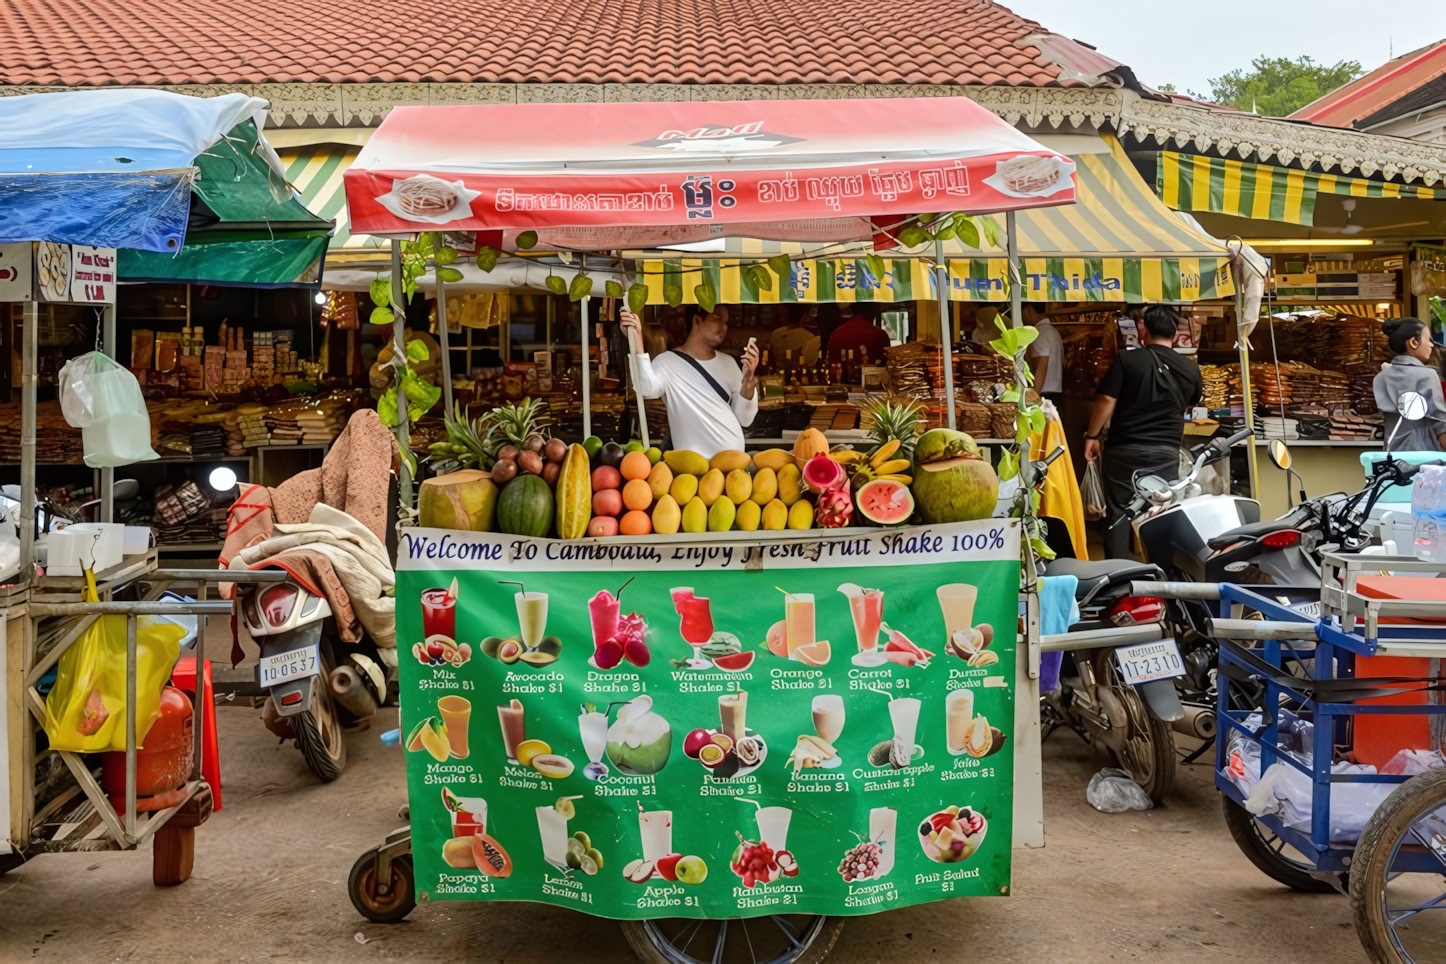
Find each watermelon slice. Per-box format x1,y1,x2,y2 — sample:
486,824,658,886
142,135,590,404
856,479,915,526
713,651,755,672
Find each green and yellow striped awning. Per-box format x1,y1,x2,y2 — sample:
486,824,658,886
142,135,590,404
640,135,1234,304
1158,151,1446,226
279,145,385,250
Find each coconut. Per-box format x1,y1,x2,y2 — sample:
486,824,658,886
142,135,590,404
911,429,999,523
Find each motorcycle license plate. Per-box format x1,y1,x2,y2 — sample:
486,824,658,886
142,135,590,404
1114,638,1185,685
258,643,321,686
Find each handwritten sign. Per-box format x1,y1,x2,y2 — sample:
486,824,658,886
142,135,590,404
0,243,32,302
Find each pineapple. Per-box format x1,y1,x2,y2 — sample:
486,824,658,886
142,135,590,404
428,401,500,471
861,395,925,462
492,397,553,449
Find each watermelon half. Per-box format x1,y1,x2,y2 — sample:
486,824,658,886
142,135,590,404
856,479,915,526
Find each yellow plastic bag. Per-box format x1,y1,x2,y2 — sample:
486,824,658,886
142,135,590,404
43,571,186,753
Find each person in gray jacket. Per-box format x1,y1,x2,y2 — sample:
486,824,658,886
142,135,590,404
1373,317,1446,451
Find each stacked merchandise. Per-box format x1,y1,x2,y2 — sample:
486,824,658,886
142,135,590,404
1256,416,1299,440
957,402,993,437
252,331,275,384
807,405,859,432
297,406,342,444
1328,413,1382,441
189,424,226,459
1199,365,1231,410
884,342,940,399
204,345,224,391
238,405,270,448
0,402,84,463
1348,369,1380,415
223,413,245,456
152,480,223,546
986,402,1017,441
954,352,1013,385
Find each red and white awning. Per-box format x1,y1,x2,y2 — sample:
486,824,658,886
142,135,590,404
344,98,1075,244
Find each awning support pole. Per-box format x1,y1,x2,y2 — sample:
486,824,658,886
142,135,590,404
627,294,650,450
390,240,412,507
19,297,37,584
1008,211,1023,330
100,302,116,523
1236,285,1259,499
436,276,454,416
935,239,956,431
581,295,592,440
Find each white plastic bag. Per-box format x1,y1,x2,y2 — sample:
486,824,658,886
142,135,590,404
1086,768,1154,812
57,352,158,468
1081,459,1107,521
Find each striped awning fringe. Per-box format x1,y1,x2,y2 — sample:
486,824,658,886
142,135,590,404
279,145,385,250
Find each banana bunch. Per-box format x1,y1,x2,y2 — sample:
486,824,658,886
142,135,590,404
829,439,913,487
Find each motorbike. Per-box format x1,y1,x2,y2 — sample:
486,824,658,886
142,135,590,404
1031,446,1184,802
239,577,392,782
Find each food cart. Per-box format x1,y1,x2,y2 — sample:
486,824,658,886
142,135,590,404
341,96,1075,961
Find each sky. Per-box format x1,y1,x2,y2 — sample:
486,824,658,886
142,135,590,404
1006,0,1446,99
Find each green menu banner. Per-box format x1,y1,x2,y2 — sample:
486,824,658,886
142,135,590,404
397,519,1019,919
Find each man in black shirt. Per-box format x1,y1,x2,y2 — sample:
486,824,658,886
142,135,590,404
1083,305,1202,559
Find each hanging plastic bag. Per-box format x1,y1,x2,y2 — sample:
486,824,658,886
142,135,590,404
57,351,159,468
43,571,185,753
1081,459,1107,521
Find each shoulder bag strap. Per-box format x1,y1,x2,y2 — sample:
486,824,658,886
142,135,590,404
668,349,732,405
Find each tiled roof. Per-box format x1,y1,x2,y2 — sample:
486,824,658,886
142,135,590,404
1290,41,1446,129
0,0,1069,87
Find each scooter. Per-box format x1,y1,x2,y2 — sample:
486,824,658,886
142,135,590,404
239,578,390,782
1032,447,1185,802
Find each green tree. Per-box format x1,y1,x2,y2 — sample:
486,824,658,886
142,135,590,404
1208,55,1364,116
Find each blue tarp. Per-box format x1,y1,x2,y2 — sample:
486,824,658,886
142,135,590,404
0,89,279,253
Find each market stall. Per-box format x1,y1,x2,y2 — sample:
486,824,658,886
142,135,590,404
340,95,1073,957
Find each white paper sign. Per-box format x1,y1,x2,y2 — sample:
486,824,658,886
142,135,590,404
0,243,31,302
68,245,116,304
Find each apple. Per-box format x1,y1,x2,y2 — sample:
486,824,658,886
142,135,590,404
682,729,713,759
675,855,708,885
624,858,655,883
655,852,683,882
426,638,446,661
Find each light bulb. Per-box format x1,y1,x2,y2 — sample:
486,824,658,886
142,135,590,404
315,291,328,305
208,467,238,492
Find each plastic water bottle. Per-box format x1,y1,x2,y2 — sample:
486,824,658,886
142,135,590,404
1412,466,1446,561
380,727,401,746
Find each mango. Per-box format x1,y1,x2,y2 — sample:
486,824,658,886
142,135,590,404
646,461,674,501
682,497,708,533
669,473,698,506
663,450,709,477
725,468,752,504
735,499,761,531
651,494,681,535
761,498,789,530
697,468,725,507
751,448,793,473
787,499,815,530
708,496,736,532
777,463,804,506
710,450,751,473
750,467,777,505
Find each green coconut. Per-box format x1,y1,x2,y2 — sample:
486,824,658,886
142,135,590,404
418,469,498,531
911,429,1000,523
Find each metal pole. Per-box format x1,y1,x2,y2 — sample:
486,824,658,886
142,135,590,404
580,295,592,440
19,297,37,584
935,240,957,432
125,614,137,840
1007,211,1023,329
627,299,650,450
436,276,454,416
390,240,412,506
100,303,116,523
1236,259,1260,499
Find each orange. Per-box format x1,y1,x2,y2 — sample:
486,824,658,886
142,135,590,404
792,640,831,667
619,510,653,536
622,478,654,512
619,451,653,481
766,619,789,657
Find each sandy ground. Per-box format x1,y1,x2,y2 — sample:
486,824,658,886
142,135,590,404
0,705,1365,963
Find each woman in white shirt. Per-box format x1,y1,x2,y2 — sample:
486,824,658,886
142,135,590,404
620,306,760,459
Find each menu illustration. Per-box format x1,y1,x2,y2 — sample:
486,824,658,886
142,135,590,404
398,518,1018,918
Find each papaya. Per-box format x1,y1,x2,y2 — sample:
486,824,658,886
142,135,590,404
725,469,752,504
646,461,674,501
682,497,708,533
651,494,681,535
793,427,829,465
554,444,593,540
708,495,736,532
735,500,761,531
418,470,497,531
750,467,777,505
761,498,789,530
777,463,804,506
697,468,725,506
710,450,751,473
787,499,815,530
670,473,698,506
663,450,709,477
751,449,793,473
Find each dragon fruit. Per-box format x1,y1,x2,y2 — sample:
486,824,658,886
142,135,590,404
815,483,854,528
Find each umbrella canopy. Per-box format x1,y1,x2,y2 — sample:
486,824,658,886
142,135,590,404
344,98,1075,242
0,89,278,253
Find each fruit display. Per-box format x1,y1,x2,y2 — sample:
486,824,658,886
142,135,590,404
911,428,1000,524
917,805,988,864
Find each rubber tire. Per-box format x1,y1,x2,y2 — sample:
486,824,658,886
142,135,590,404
295,683,347,783
1350,767,1446,963
348,850,416,925
1094,649,1176,803
620,916,845,964
1222,796,1339,893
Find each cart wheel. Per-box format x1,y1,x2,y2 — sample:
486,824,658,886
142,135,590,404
1222,796,1340,893
348,849,416,924
1094,649,1175,802
1350,767,1446,963
296,684,347,783
621,915,844,964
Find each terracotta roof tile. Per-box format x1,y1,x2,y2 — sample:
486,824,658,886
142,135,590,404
0,0,1067,87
